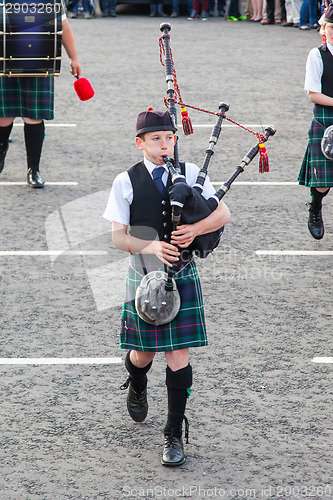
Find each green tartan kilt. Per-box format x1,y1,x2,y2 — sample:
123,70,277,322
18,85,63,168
120,255,208,352
298,105,333,187
0,76,54,120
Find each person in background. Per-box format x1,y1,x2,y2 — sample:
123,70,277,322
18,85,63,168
100,0,117,16
298,5,333,239
0,6,81,187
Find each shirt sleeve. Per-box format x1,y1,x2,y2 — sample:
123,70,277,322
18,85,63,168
304,47,323,93
103,171,133,225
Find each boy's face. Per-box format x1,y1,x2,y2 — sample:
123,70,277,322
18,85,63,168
325,22,333,44
135,130,176,165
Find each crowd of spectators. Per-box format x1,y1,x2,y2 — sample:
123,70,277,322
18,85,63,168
67,0,325,30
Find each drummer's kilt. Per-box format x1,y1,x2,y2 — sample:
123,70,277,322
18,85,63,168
120,255,208,352
299,105,333,187
0,76,54,120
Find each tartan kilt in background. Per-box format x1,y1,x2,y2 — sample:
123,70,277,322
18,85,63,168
120,255,208,352
0,77,54,120
298,105,333,187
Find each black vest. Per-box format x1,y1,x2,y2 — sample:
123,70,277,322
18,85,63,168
319,44,333,98
128,161,185,243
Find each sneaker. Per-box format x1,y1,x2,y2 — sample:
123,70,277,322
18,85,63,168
84,12,92,18
202,10,208,20
171,11,178,17
227,16,238,21
238,15,247,21
70,11,78,18
188,9,198,19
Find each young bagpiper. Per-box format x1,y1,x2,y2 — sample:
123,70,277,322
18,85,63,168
103,108,230,466
298,5,333,239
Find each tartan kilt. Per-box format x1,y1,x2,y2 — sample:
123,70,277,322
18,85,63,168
120,255,208,352
298,105,333,187
0,76,54,120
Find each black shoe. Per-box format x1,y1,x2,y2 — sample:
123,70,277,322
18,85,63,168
161,436,185,467
0,142,9,174
27,169,45,188
307,203,324,240
121,377,148,422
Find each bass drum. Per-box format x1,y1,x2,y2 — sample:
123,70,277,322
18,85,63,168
0,0,62,76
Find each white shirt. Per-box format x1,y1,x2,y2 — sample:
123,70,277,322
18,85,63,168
103,158,216,225
304,42,333,93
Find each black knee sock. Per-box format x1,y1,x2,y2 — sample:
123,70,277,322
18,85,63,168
164,364,192,439
0,123,13,146
24,122,45,172
310,187,330,208
125,351,152,394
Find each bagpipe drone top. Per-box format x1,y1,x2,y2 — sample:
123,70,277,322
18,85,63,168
135,23,276,326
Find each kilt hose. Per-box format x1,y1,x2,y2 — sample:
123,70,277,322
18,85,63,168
120,255,208,352
299,105,333,188
0,76,54,120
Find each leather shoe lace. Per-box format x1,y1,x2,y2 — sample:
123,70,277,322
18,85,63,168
307,203,324,240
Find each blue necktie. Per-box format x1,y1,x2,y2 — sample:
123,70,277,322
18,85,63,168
152,166,165,195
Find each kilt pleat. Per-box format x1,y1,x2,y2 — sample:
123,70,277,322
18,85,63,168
0,77,54,119
298,105,333,187
120,256,208,352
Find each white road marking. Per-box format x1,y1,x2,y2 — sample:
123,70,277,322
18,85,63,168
0,250,107,256
13,123,76,127
212,181,298,186
0,357,122,365
256,250,333,256
311,357,333,364
0,182,78,186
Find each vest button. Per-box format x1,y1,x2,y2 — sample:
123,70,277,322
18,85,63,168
162,211,167,216
164,234,168,239
163,222,167,227
161,200,166,205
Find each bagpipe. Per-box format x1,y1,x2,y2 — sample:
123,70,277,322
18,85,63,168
135,22,276,326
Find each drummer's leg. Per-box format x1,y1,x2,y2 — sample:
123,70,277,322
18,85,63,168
23,117,45,188
0,117,15,174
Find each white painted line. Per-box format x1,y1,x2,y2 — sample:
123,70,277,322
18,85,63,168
256,250,333,256
0,181,78,186
312,357,333,364
212,181,298,186
193,123,269,128
13,123,76,127
0,250,107,256
0,357,122,365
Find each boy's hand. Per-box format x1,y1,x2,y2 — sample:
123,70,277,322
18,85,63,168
147,241,180,267
170,224,197,248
